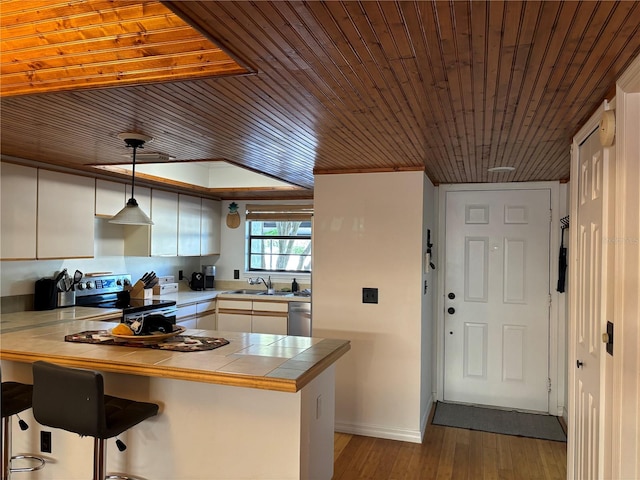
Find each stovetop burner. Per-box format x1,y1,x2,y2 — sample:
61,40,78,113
75,274,176,314
91,298,176,314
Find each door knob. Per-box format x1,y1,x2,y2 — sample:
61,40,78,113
448,292,456,300
447,307,455,315
576,360,584,368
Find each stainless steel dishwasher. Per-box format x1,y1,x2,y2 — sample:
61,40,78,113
288,302,312,336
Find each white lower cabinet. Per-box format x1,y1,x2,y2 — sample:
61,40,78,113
177,300,218,330
217,312,252,332
196,300,217,330
176,304,198,329
217,298,289,335
251,314,287,335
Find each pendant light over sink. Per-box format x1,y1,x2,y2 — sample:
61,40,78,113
109,132,154,225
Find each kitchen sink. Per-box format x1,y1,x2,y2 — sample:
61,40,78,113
224,289,293,296
225,289,264,294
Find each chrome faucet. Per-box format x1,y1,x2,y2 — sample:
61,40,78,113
248,276,273,293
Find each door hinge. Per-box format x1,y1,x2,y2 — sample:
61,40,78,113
549,209,553,223
548,294,552,307
547,378,552,393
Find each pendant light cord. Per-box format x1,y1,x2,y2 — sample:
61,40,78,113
130,144,137,201
123,137,145,205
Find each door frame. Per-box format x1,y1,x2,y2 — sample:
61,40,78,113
436,182,562,415
568,110,614,479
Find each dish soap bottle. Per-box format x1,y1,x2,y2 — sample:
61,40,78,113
291,278,299,293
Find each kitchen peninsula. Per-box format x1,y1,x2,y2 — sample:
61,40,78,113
0,312,349,479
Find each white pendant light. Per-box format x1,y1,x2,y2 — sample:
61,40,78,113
109,132,154,225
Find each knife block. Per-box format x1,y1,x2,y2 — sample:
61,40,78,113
130,281,152,299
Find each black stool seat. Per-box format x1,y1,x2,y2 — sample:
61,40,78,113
2,381,46,479
1,382,34,418
32,361,159,480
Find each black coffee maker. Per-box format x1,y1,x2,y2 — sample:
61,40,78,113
202,265,215,289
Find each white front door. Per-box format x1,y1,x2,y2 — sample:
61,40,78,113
573,128,604,479
444,189,551,412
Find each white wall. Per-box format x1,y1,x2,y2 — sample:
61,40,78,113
312,171,434,442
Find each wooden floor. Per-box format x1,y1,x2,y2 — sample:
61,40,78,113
333,425,567,480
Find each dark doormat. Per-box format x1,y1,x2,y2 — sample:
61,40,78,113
432,402,567,442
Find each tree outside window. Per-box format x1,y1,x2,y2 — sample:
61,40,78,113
248,220,311,273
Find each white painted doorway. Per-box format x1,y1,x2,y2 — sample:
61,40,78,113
443,188,552,412
572,125,606,480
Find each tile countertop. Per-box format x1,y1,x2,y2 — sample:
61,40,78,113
0,307,121,333
0,319,349,393
156,289,311,305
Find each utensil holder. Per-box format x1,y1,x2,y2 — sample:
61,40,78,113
57,291,76,307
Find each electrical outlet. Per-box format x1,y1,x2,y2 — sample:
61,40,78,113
178,270,183,280
234,269,240,280
362,287,378,304
41,431,51,453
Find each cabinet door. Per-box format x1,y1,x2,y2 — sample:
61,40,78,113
122,186,153,256
196,312,217,331
1,163,37,260
217,313,252,333
37,170,95,259
95,179,125,217
150,190,178,256
178,194,202,256
251,314,287,335
201,198,221,255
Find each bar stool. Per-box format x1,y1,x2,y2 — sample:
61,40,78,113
1,382,46,480
31,361,159,480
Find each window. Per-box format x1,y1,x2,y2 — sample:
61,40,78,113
246,204,312,273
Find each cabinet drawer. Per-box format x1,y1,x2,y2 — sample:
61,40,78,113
177,304,197,319
251,301,289,313
196,300,216,314
218,299,252,311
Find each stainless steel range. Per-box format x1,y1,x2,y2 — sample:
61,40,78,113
75,274,177,324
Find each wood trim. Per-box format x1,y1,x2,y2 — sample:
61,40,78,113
314,166,426,176
0,340,350,393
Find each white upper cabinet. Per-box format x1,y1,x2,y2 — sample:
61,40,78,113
37,170,95,259
201,198,221,255
150,190,179,256
178,194,202,256
1,163,37,260
95,179,125,217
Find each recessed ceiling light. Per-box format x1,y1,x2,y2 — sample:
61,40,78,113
487,166,516,172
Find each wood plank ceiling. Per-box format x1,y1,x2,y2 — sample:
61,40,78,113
1,1,639,199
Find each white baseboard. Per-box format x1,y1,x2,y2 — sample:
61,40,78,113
420,395,434,441
335,421,422,444
334,395,433,444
